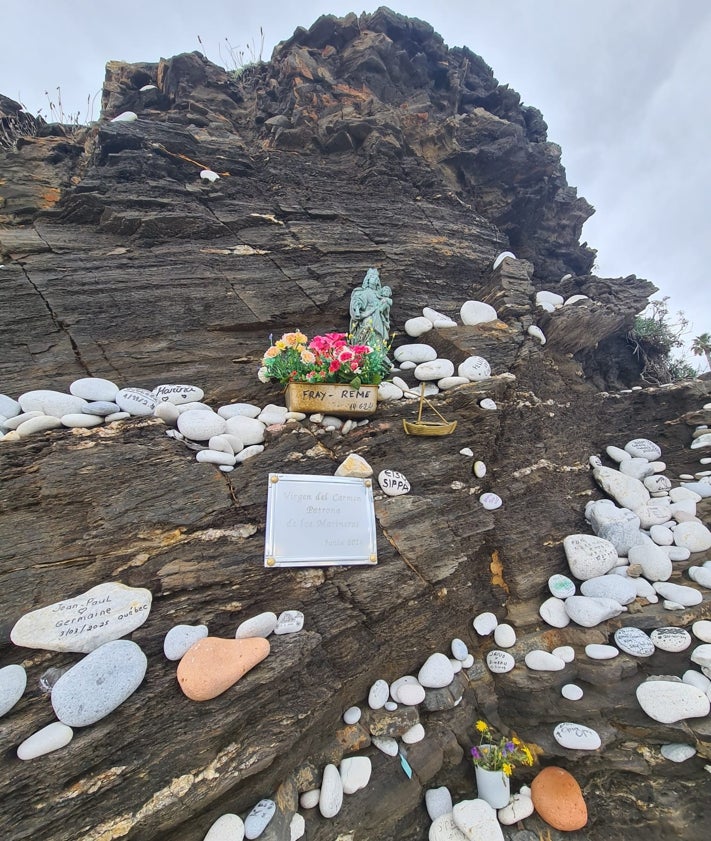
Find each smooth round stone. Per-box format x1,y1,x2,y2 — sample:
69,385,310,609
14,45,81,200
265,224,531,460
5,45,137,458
111,110,137,121
208,435,235,455
224,415,265,445
17,721,74,760
479,492,502,510
244,799,276,839
105,412,130,422
397,681,426,706
486,649,515,674
343,706,361,725
458,356,491,381
552,646,575,663
549,574,576,599
650,461,667,473
674,521,711,552
531,767,587,831
564,596,626,628
614,627,654,657
539,596,570,628
452,799,504,841
606,445,631,463
402,722,425,744
593,466,649,511
274,610,304,635
636,679,710,723
299,789,320,809
18,389,88,418
473,460,486,478
429,814,468,841
0,394,21,417
473,612,498,635
291,812,305,840
177,637,270,701
460,300,497,325
196,450,236,466
378,469,410,496
580,575,636,605
683,670,711,692
11,582,152,654
163,624,208,660
235,612,277,639
340,755,372,794
692,620,711,643
535,289,563,307
585,643,619,660
498,790,535,824
628,543,672,582
494,251,517,269
425,787,453,822
384,699,398,710
391,376,410,392
661,743,696,763
394,343,437,364
3,410,44,430
625,438,662,461
84,401,120,417
218,403,261,419
70,377,119,402
438,376,469,390
650,525,674,546
450,659,462,675
177,410,226,441
399,361,417,371
493,623,516,648
563,534,618,580
319,764,343,818
422,306,457,327
418,652,455,688
554,722,601,751
378,381,403,401
690,644,711,668
451,638,468,661
525,650,566,671
691,434,711,450
527,324,546,344
368,679,390,710
235,445,264,463
565,294,589,305
586,500,643,555
372,736,398,756
681,480,711,498
404,316,433,337
17,415,65,437
562,684,584,701
258,404,289,425
178,402,212,413
664,600,686,611
152,384,204,405
334,453,372,478
389,675,418,702
670,487,702,503
644,474,672,493
653,582,702,607
51,639,147,726
203,813,245,841
415,359,454,381
479,398,497,410
666,546,691,561
0,664,27,716
461,654,474,668
619,457,654,481
114,387,156,416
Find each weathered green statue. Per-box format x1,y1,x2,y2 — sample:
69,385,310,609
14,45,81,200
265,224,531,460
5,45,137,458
349,268,392,351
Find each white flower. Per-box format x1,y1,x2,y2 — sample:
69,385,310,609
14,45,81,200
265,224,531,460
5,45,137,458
257,366,270,384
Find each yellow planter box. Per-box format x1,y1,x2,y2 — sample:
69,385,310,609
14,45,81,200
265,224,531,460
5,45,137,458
285,383,378,418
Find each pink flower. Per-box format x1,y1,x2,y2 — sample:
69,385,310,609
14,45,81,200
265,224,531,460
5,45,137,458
329,360,341,373
338,348,355,363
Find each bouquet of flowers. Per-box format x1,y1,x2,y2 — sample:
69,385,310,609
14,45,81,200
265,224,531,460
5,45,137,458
470,720,534,776
257,330,390,389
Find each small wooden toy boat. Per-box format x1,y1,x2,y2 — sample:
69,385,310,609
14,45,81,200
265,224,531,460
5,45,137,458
402,382,457,436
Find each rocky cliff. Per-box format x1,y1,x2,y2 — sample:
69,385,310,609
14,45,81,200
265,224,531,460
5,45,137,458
1,8,710,841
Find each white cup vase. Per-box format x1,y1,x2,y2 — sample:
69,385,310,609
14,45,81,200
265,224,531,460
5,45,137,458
474,764,510,809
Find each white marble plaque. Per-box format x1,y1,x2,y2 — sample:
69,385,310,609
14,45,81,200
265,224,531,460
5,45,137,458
265,473,377,567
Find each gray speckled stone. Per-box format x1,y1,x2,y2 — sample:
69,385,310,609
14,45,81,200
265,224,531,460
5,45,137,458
0,664,27,717
163,624,208,660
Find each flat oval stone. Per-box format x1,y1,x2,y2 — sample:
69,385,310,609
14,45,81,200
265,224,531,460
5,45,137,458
451,638,468,660
531,766,587,831
480,492,502,510
343,706,361,724
525,650,566,671
340,755,372,794
203,813,245,841
486,649,515,674
473,460,486,478
585,643,619,660
552,646,575,663
429,813,468,841
152,384,204,405
402,722,425,744
274,610,304,635
235,612,277,639
473,612,498,635
593,465,650,511
438,376,469,390
539,597,570,628
224,415,266,445
614,627,655,657
196,450,236,466
114,387,156,416
17,721,74,760
258,404,289,426
299,789,320,809
425,787,453,821
244,799,275,839
692,620,711,643
564,596,626,627
18,389,88,418
562,684,584,701
460,300,497,325
4,410,44,430
0,394,21,417
0,664,27,716
452,799,504,841
625,438,662,461
177,410,226,441
554,721,601,750
372,736,398,756
536,289,563,307
661,743,696,763
163,624,208,661
70,377,119,402
16,415,63,437
498,791,535,824
418,652,454,688
378,381,404,401
636,678,710,722
580,575,637,605
651,628,691,653
527,325,546,344
84,401,120,417
319,763,344,818
59,412,104,429
404,316,433,337
650,525,674,546
606,445,631,463
176,637,270,701
422,306,457,327
218,403,261,419
645,474,672,493
493,623,516,647
378,469,410,496
394,343,437,364
51,639,148,726
549,574,576,599
688,566,711,589
653,582,702,607
368,678,390,710
458,356,491,381
415,359,455,381
674,521,711,552
563,534,618,580
11,582,152,654
396,681,426,706
628,543,672,582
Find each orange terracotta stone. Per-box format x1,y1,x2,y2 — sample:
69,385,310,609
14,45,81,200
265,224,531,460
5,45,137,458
531,766,587,831
176,637,270,701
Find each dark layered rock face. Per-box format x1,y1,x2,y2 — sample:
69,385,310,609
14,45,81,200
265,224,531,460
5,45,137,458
1,8,709,841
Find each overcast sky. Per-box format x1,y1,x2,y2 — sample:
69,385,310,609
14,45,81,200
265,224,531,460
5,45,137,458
2,1,709,365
